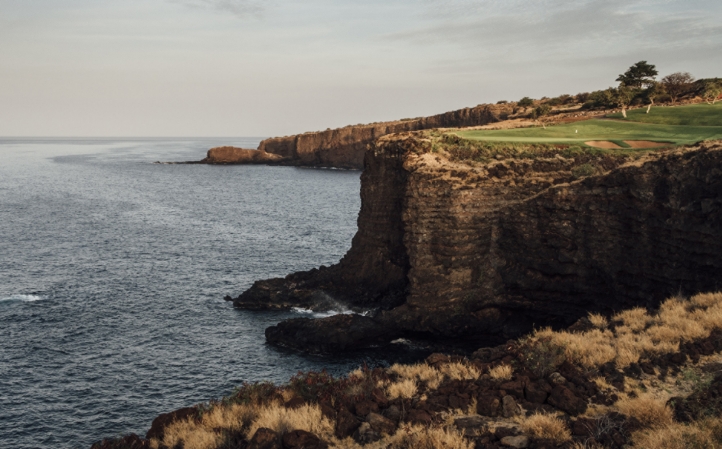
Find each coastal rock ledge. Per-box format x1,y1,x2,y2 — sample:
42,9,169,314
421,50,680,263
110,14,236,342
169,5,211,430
230,136,722,352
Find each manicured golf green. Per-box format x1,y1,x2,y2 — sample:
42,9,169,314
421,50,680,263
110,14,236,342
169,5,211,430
455,103,722,147
608,103,722,126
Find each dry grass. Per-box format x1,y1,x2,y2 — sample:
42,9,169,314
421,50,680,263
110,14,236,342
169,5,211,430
437,362,481,381
615,394,674,429
631,417,722,449
388,363,444,389
519,412,572,443
588,313,608,329
161,418,220,449
384,425,474,449
386,379,418,400
529,292,722,369
488,364,513,381
246,402,335,441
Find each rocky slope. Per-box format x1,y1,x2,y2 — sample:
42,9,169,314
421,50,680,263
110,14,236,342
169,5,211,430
230,137,722,352
203,104,515,168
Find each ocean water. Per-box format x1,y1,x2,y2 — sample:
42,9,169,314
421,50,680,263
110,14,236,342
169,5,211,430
0,139,422,449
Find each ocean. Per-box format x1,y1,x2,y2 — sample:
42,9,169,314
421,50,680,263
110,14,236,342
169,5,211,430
0,138,422,449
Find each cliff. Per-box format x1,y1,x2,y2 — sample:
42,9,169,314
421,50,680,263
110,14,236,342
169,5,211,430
239,104,515,169
200,146,288,164
230,135,722,352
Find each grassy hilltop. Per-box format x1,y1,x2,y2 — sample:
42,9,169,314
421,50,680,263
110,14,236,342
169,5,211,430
456,103,722,148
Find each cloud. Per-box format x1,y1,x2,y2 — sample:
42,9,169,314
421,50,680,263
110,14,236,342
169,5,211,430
170,0,266,18
385,0,722,62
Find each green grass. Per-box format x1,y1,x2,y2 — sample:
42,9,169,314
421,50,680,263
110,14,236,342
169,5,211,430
455,103,722,147
607,103,722,126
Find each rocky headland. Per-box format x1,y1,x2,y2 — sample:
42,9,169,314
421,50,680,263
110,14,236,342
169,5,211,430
200,103,522,168
230,136,722,353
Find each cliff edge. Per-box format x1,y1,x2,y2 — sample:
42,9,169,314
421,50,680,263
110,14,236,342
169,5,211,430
230,135,722,352
203,103,515,168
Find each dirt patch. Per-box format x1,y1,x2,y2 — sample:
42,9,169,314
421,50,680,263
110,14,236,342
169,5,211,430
585,141,622,149
624,140,671,148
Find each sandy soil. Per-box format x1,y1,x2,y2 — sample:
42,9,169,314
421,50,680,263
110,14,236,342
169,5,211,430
585,141,622,149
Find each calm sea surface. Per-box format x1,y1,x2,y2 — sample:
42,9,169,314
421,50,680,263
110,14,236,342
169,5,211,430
0,139,422,449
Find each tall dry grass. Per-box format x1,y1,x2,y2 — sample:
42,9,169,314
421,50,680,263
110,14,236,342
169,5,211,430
519,412,572,442
246,402,335,441
530,292,722,369
615,394,674,429
631,417,722,449
488,364,513,381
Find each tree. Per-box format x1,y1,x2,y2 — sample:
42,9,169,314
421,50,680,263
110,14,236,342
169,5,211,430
661,72,695,104
643,82,665,113
532,104,552,128
702,82,721,104
518,97,534,108
616,61,659,88
614,86,635,118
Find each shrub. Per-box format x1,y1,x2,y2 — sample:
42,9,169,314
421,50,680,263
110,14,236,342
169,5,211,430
520,412,572,442
571,163,596,179
518,97,534,108
520,337,567,377
489,364,513,381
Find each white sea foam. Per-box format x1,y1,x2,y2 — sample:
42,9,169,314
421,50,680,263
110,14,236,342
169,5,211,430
0,294,44,303
291,307,355,318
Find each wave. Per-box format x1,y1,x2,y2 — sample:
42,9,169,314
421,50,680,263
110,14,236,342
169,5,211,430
0,294,44,303
291,307,356,318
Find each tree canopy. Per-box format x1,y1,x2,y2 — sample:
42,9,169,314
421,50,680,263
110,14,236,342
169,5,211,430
662,72,695,103
616,61,658,88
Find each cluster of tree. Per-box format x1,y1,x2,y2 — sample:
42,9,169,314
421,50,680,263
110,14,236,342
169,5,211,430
514,62,721,120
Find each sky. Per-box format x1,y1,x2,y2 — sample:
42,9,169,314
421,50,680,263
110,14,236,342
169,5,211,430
1,0,720,137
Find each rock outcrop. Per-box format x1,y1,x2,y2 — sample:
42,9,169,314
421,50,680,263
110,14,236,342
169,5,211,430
231,136,722,352
201,146,288,164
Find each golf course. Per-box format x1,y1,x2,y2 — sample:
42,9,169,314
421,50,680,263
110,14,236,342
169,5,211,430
456,103,722,149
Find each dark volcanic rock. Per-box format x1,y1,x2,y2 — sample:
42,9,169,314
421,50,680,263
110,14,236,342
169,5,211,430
249,428,282,449
234,137,722,352
265,313,402,353
282,430,328,449
547,385,587,416
146,406,197,440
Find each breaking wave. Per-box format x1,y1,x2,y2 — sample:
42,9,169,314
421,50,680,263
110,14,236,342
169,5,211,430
0,294,44,303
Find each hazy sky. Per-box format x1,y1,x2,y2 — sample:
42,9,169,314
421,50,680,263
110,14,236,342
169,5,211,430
1,0,720,137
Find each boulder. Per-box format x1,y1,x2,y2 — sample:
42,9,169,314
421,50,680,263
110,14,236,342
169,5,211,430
366,412,396,435
500,435,529,448
145,406,197,440
335,408,361,439
282,430,328,449
548,385,587,415
248,428,282,449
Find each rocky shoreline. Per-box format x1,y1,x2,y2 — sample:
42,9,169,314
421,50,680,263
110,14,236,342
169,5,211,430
92,292,722,449
229,137,722,353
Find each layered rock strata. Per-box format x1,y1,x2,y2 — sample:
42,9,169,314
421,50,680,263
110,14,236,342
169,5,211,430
232,137,722,352
201,146,287,164
204,104,514,168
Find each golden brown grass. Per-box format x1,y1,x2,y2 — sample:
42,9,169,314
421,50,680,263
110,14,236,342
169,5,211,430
631,417,722,449
388,363,444,390
437,362,481,381
246,402,335,441
588,313,609,329
519,412,572,442
160,418,220,449
488,364,513,381
615,394,674,429
530,292,722,369
386,379,418,400
384,425,474,449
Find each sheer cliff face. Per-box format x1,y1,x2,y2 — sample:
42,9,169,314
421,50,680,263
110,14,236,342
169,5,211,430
236,136,722,352
257,104,513,169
